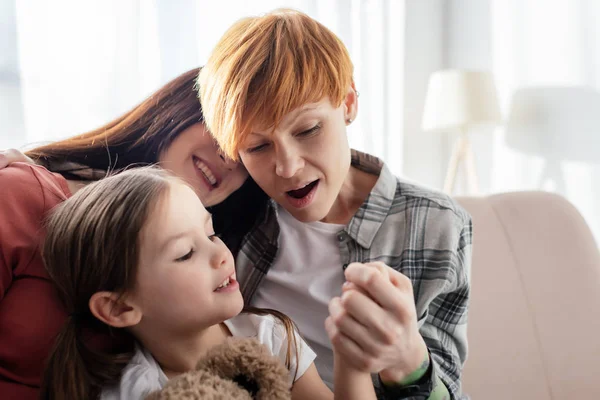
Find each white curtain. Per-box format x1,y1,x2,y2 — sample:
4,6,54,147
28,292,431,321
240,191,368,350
9,0,405,174
490,0,600,243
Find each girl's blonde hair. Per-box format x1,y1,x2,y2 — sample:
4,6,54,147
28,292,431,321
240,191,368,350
198,9,354,160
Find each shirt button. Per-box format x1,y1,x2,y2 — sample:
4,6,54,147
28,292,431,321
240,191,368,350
337,233,345,241
342,263,349,269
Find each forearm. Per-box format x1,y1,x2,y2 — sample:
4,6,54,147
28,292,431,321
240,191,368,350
334,353,376,400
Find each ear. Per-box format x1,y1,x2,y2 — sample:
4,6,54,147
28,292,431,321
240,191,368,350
89,291,142,328
343,82,359,125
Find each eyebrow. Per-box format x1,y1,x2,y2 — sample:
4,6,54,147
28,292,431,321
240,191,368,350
249,105,322,137
157,212,212,253
296,105,319,115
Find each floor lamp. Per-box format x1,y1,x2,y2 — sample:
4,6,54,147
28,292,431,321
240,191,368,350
422,70,502,195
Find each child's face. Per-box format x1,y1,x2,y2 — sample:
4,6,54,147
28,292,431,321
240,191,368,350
238,93,354,223
130,181,243,332
160,123,248,207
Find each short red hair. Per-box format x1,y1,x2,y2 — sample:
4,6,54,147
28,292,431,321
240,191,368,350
198,9,354,160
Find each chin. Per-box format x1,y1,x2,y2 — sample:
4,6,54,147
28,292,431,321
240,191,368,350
229,292,245,315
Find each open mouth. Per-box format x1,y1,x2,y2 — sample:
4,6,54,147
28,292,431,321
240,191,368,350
287,180,319,199
285,180,319,208
215,276,232,290
193,156,219,188
214,273,238,292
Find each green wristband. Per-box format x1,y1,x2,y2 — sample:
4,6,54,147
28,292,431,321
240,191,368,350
382,351,430,387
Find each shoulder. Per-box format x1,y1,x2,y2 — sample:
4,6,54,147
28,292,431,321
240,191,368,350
226,312,316,384
0,163,70,250
393,178,471,227
225,312,297,361
225,312,283,344
100,345,165,400
0,162,70,210
225,313,287,368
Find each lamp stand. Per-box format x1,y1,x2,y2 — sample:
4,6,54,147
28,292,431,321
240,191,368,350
443,128,479,195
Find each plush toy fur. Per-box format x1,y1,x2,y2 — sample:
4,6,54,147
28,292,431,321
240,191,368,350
145,338,292,400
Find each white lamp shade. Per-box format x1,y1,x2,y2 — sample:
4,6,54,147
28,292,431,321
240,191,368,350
422,69,502,132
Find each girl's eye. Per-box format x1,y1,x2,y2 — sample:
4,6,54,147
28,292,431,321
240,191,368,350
209,233,221,242
296,124,321,138
175,249,194,262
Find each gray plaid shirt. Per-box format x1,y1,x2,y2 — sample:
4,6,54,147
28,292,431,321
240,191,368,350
236,150,472,399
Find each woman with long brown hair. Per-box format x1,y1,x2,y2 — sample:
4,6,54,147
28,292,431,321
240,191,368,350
0,67,267,399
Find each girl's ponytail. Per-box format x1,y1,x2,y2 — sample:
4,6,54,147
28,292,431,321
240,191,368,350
40,315,134,400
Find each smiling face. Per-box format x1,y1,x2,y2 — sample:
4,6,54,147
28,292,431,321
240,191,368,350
238,91,357,223
130,181,243,333
159,123,248,207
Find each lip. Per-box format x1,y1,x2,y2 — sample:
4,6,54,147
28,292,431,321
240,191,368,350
193,156,221,191
284,180,319,209
213,270,236,291
284,179,319,193
214,278,239,293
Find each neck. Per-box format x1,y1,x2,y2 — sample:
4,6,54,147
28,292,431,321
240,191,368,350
134,322,231,378
322,165,378,225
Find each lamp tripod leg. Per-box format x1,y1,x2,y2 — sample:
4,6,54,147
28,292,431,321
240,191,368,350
443,134,466,194
463,137,479,194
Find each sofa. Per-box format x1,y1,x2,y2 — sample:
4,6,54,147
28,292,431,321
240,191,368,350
456,191,600,399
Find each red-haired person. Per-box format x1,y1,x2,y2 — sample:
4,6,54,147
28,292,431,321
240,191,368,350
199,9,472,400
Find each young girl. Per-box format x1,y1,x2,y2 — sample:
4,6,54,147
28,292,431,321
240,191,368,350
40,167,376,400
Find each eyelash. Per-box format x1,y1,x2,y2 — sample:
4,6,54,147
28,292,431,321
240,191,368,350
175,233,220,262
176,249,194,262
246,124,321,153
246,143,267,154
297,123,321,138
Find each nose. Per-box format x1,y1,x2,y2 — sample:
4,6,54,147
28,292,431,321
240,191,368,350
275,146,304,179
210,238,231,270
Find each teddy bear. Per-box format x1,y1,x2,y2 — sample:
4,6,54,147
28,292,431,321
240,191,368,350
145,337,292,400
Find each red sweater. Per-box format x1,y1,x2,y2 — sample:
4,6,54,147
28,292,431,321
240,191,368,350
0,163,71,400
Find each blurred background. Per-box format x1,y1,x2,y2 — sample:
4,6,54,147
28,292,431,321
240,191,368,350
1,0,598,243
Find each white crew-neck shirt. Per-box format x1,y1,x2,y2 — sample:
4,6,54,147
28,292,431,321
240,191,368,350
252,205,346,388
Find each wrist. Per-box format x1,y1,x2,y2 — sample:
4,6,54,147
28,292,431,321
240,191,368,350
378,365,440,400
334,350,365,374
379,339,429,385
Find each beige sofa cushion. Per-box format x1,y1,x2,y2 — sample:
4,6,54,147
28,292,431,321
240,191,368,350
456,192,600,399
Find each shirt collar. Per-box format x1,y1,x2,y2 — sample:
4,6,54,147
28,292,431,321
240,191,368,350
346,150,397,248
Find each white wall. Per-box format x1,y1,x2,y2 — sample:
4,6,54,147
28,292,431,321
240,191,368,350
443,0,496,194
401,0,494,192
0,0,25,149
402,0,446,189
441,0,600,243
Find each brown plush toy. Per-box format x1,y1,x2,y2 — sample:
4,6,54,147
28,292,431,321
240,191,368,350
145,338,292,400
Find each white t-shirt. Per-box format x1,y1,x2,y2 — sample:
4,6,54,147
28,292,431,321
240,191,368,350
252,205,345,389
100,313,316,400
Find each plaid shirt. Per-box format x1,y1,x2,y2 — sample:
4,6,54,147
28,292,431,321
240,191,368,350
236,150,472,399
